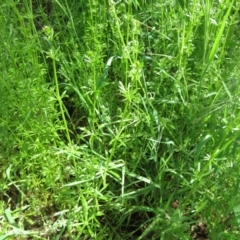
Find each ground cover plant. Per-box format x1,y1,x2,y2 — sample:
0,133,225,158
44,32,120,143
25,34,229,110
1,0,240,239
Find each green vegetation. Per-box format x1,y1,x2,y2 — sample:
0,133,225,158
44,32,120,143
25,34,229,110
1,0,240,239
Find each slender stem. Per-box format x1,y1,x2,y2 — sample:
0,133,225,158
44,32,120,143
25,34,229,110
52,54,71,144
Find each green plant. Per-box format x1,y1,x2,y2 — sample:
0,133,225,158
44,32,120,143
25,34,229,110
1,0,240,239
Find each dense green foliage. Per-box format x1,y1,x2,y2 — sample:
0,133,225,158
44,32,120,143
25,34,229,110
1,0,240,239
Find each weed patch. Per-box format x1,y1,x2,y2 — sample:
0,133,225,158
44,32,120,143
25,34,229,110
1,0,240,239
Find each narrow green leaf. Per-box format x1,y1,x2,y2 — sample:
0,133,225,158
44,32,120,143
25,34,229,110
4,208,18,227
208,0,234,63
